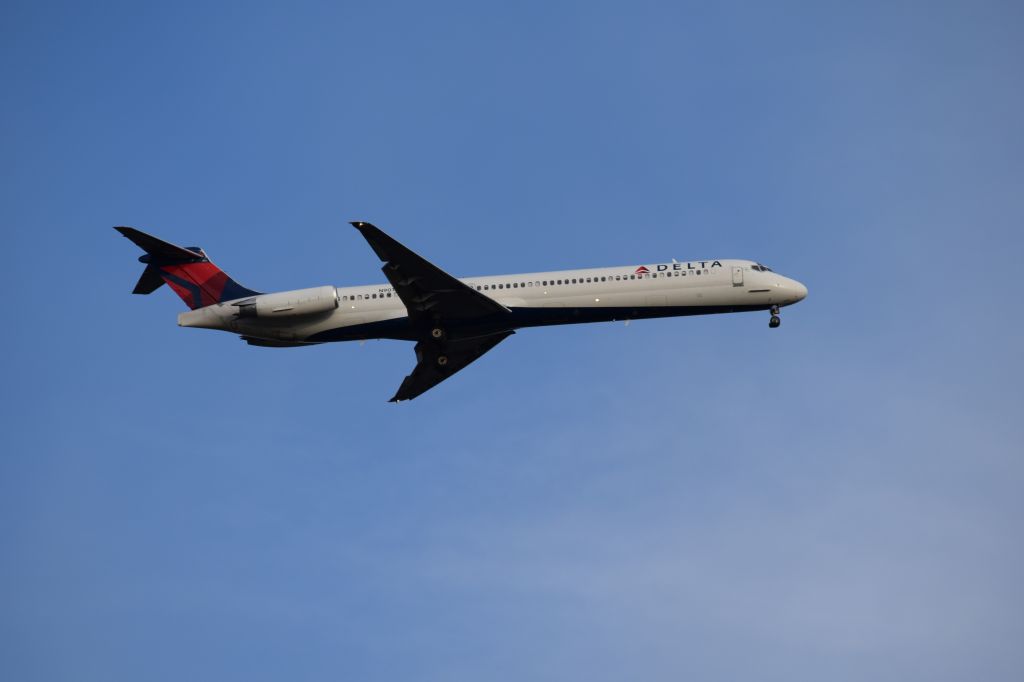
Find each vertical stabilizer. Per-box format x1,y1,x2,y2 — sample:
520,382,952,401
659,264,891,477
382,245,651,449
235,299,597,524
115,226,260,309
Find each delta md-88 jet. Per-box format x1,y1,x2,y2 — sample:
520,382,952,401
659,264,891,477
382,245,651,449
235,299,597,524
117,222,807,401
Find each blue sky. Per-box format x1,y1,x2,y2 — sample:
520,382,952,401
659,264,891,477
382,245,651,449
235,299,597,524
2,1,1022,680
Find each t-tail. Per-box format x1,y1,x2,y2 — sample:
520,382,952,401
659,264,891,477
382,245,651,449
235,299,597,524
115,226,260,309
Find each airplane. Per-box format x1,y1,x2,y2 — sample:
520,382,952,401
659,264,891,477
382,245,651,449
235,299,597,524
116,222,807,401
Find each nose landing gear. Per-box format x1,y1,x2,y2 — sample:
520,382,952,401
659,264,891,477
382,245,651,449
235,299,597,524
768,304,781,329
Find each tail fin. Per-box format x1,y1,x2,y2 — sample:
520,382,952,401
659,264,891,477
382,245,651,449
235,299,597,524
115,226,261,310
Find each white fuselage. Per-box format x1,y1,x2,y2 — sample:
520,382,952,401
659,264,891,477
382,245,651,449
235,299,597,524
179,258,807,344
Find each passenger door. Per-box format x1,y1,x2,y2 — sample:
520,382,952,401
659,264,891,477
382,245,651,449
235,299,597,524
732,266,744,286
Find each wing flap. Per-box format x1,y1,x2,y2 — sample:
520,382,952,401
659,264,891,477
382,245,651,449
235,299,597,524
351,222,510,322
391,330,514,402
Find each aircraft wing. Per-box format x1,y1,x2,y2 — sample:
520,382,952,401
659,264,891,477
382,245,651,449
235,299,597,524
350,221,510,323
390,330,514,402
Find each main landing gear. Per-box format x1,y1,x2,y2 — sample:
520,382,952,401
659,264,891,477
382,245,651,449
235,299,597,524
768,304,781,329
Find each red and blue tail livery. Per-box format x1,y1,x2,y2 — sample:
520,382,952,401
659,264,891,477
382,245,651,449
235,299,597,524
117,222,806,401
115,226,259,310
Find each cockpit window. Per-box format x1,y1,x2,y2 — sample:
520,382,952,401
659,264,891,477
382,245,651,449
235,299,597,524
752,263,773,272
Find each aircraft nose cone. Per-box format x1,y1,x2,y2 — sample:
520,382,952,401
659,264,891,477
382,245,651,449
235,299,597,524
777,277,807,304
793,280,808,302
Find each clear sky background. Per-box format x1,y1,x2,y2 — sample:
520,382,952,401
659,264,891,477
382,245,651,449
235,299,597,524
2,1,1022,680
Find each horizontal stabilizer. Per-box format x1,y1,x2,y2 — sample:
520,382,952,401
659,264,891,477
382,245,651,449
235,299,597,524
114,226,205,262
132,264,166,294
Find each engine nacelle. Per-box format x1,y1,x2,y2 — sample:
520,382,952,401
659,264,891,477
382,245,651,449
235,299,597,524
236,286,338,318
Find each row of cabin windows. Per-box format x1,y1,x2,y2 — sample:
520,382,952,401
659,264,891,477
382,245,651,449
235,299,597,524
339,269,714,301
473,269,711,291
341,292,395,301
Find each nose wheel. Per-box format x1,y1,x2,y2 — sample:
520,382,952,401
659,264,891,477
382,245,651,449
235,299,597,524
769,304,781,329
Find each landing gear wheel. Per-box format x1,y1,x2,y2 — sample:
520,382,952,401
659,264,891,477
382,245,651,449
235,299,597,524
770,304,780,316
430,327,446,340
769,315,781,329
437,355,449,367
